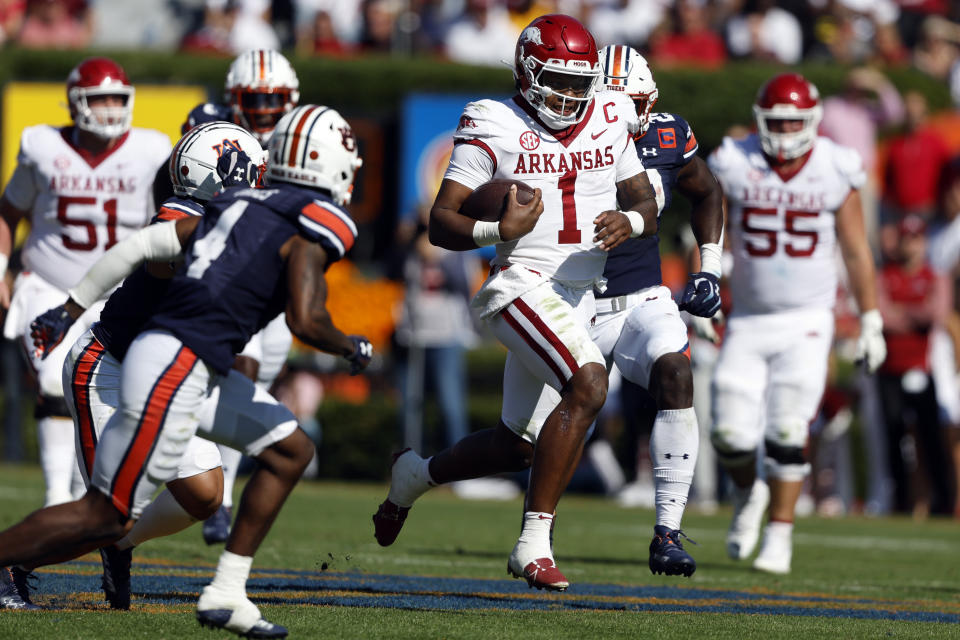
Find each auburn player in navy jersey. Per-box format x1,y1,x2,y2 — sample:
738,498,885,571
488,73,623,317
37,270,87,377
59,122,263,611
1,105,368,639
149,49,302,548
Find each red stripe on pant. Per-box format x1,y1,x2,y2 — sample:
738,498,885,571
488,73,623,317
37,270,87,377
501,297,580,388
70,336,107,477
109,345,198,518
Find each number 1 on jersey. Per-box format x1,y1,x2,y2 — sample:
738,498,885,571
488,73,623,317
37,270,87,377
557,169,580,244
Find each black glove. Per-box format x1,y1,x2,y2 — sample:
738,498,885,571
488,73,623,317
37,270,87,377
216,149,260,189
345,335,373,375
30,304,76,360
678,272,721,318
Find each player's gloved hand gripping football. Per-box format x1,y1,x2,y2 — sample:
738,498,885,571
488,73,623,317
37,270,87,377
346,335,373,375
217,149,262,189
30,299,85,360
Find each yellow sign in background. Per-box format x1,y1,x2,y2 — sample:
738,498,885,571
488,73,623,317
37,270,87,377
2,82,209,188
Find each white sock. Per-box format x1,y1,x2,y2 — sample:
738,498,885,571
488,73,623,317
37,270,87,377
649,408,699,530
386,454,435,508
218,445,243,509
37,416,79,506
116,489,197,550
208,550,253,594
767,520,794,538
516,511,554,556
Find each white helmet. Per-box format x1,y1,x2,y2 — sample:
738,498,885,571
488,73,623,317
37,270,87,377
267,105,363,205
66,57,135,140
599,45,659,136
224,49,300,144
169,121,266,201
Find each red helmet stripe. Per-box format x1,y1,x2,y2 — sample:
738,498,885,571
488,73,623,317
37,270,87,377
287,106,318,167
258,50,266,81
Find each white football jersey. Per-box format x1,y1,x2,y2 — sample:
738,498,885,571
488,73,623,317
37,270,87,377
708,134,865,315
3,125,171,291
445,90,644,286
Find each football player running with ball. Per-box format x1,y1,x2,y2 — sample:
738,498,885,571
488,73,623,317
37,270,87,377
0,105,369,639
374,15,659,591
708,73,886,575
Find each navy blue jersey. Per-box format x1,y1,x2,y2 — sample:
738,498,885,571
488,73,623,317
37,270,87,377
601,113,699,297
146,184,357,375
92,197,205,362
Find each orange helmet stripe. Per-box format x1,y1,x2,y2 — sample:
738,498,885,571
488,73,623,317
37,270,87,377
287,106,318,167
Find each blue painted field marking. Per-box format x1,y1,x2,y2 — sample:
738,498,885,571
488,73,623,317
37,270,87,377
23,561,960,625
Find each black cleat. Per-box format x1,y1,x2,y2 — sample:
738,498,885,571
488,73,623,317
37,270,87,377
649,525,697,577
99,545,132,610
203,505,232,545
0,567,39,610
10,567,39,608
197,609,288,638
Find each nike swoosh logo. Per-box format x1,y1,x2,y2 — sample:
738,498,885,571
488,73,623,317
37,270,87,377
591,130,607,140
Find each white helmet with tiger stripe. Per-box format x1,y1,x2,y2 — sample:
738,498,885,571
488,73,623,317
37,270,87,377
267,105,363,205
169,121,266,201
224,49,300,144
599,44,659,135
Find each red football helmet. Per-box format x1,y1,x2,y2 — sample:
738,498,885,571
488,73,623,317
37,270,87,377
514,14,601,130
753,73,822,161
66,57,135,139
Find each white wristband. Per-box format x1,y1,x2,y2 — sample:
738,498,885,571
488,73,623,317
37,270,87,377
69,222,183,308
699,242,722,277
622,210,645,238
472,220,501,247
0,253,8,278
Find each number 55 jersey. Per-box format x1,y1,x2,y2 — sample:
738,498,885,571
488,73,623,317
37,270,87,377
707,134,865,316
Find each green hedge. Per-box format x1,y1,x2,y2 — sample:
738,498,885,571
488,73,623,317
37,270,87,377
0,48,951,155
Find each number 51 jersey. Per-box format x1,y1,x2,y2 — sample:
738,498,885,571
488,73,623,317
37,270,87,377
3,124,171,291
708,134,865,315
446,90,644,286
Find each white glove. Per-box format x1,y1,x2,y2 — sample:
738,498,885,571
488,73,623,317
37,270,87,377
689,310,723,345
856,309,887,373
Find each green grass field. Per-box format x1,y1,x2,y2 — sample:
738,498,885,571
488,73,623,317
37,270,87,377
0,464,956,639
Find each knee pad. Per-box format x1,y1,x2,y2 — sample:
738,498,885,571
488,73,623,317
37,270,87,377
710,426,757,468
35,394,72,419
763,417,811,480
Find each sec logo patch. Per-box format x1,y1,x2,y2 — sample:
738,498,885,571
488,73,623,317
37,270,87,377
519,131,539,151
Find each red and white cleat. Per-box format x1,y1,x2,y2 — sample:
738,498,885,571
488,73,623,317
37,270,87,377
507,555,569,591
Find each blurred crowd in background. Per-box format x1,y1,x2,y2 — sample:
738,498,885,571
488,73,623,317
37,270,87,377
1,1,960,93
2,0,960,523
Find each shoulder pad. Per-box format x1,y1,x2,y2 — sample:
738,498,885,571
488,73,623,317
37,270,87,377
452,99,510,142
822,138,866,190
597,90,640,134
708,135,749,174
153,196,204,223
296,196,358,261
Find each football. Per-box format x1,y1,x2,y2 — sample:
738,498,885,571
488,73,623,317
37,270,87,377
459,179,536,222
